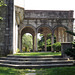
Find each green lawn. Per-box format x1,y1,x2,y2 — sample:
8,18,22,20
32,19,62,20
0,66,75,75
14,52,61,56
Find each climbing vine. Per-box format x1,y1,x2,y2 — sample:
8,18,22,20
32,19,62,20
0,0,7,20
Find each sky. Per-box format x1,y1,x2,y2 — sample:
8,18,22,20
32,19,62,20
14,0,75,17
25,0,75,17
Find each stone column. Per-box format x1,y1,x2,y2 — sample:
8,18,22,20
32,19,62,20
33,35,35,52
56,28,58,42
34,32,37,51
18,32,22,52
44,35,47,52
51,32,54,51
67,33,69,42
58,28,61,42
61,29,63,42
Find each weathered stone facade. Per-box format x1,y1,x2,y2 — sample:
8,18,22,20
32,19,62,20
17,10,74,52
0,0,74,56
0,0,13,56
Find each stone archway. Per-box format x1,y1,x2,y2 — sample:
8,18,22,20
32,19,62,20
14,9,74,54
54,27,67,42
53,25,73,43
37,25,53,51
18,26,36,52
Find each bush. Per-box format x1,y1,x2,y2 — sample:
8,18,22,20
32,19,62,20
72,41,75,49
52,42,61,52
16,48,20,53
65,48,75,59
47,45,51,51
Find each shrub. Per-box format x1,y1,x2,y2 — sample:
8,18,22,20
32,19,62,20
52,42,61,52
65,48,75,59
72,41,75,49
16,48,20,53
47,45,51,51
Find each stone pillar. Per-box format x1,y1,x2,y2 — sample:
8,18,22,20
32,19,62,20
67,33,69,42
62,29,64,42
33,35,35,52
44,35,47,52
56,28,58,42
51,33,54,51
34,32,37,51
61,43,72,57
64,32,67,42
60,28,62,42
58,29,61,42
18,32,22,52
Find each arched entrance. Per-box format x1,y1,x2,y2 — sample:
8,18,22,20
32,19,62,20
37,26,52,52
53,25,73,43
18,26,36,52
54,27,67,42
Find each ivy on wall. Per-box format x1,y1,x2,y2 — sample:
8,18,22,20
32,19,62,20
0,0,7,20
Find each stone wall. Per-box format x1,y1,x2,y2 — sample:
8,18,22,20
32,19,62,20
0,0,13,56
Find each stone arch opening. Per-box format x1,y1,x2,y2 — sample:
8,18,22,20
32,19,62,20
37,26,52,52
22,33,33,52
19,26,35,52
54,26,73,43
54,27,67,42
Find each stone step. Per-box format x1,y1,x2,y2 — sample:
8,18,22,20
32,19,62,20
7,55,63,58
0,55,74,69
0,60,73,65
0,62,73,69
0,57,68,61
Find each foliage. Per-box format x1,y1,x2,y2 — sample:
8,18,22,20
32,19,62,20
16,48,20,53
52,42,61,52
0,17,3,20
65,48,75,58
72,40,75,48
66,30,75,36
0,0,7,20
38,33,52,51
14,52,61,56
22,34,33,52
0,0,7,7
65,31,75,58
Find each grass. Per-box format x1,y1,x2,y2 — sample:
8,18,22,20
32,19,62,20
0,67,24,75
0,66,75,75
14,52,61,56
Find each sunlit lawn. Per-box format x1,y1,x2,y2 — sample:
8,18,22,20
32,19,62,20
14,52,61,56
0,66,75,75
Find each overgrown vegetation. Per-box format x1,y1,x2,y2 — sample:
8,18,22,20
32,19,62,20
52,42,61,52
0,0,7,20
38,33,56,51
22,34,33,52
0,66,75,75
65,31,75,59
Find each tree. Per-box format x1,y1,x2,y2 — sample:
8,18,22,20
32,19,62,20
22,34,33,52
38,33,52,51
